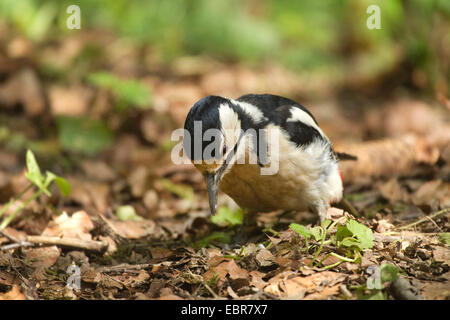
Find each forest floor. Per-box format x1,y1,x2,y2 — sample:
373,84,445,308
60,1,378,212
0,32,449,300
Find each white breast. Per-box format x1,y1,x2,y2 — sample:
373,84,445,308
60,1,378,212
219,124,343,213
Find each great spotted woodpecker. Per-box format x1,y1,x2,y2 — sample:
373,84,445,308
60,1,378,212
183,94,349,222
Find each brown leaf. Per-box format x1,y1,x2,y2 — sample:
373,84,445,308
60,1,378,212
432,246,450,264
303,284,341,300
158,294,184,300
107,219,155,239
379,179,410,203
255,249,274,267
225,260,249,280
283,277,307,298
127,166,149,198
0,68,45,116
43,211,94,241
376,219,395,233
23,245,61,269
249,271,266,290
68,178,110,213
421,272,450,300
0,285,26,300
49,85,93,116
413,180,449,207
203,259,248,283
81,161,117,182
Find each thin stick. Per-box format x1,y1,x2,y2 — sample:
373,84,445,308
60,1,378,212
26,235,108,252
0,230,34,251
100,263,153,273
1,241,34,251
397,208,449,230
203,282,220,299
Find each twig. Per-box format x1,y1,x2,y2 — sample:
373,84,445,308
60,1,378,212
0,230,20,242
26,235,108,252
424,215,443,232
0,230,34,251
100,263,153,273
397,208,449,230
203,282,220,299
1,242,34,251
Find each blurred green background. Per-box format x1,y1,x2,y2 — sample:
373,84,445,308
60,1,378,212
1,0,448,92
0,0,449,158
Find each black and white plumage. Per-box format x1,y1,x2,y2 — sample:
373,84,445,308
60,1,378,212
183,94,344,222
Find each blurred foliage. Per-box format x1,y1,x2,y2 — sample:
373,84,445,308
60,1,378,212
116,205,143,221
0,0,448,91
87,71,151,110
0,0,449,156
56,116,113,155
211,206,244,227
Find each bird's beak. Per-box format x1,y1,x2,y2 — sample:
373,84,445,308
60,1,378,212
205,172,220,215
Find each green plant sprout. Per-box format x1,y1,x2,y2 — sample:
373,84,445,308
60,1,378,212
356,264,399,300
0,150,71,230
290,217,374,270
210,206,244,227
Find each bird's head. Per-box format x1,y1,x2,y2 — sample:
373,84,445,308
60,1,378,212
183,96,248,215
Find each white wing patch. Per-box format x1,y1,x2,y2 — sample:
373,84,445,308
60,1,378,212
231,99,268,123
287,107,326,138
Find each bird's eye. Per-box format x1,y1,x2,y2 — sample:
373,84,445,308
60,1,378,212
222,144,227,156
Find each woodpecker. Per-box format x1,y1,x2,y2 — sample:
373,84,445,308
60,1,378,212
183,94,346,222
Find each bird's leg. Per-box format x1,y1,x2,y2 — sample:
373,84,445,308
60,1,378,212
314,202,329,224
230,213,259,247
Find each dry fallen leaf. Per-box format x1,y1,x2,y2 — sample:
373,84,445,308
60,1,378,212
255,249,274,267
379,179,410,203
421,272,450,300
23,245,61,269
432,246,450,264
49,85,93,116
203,259,248,284
107,219,155,239
0,285,26,300
43,211,94,241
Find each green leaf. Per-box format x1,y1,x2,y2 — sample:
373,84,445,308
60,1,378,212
336,224,353,239
309,226,323,241
365,290,387,300
341,238,362,248
160,179,194,201
115,205,143,221
439,233,450,245
380,264,399,283
53,176,71,197
57,116,113,155
87,72,151,109
321,219,332,229
337,219,374,250
26,149,42,179
346,220,374,248
192,231,232,249
211,207,243,227
289,223,311,239
24,149,49,196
